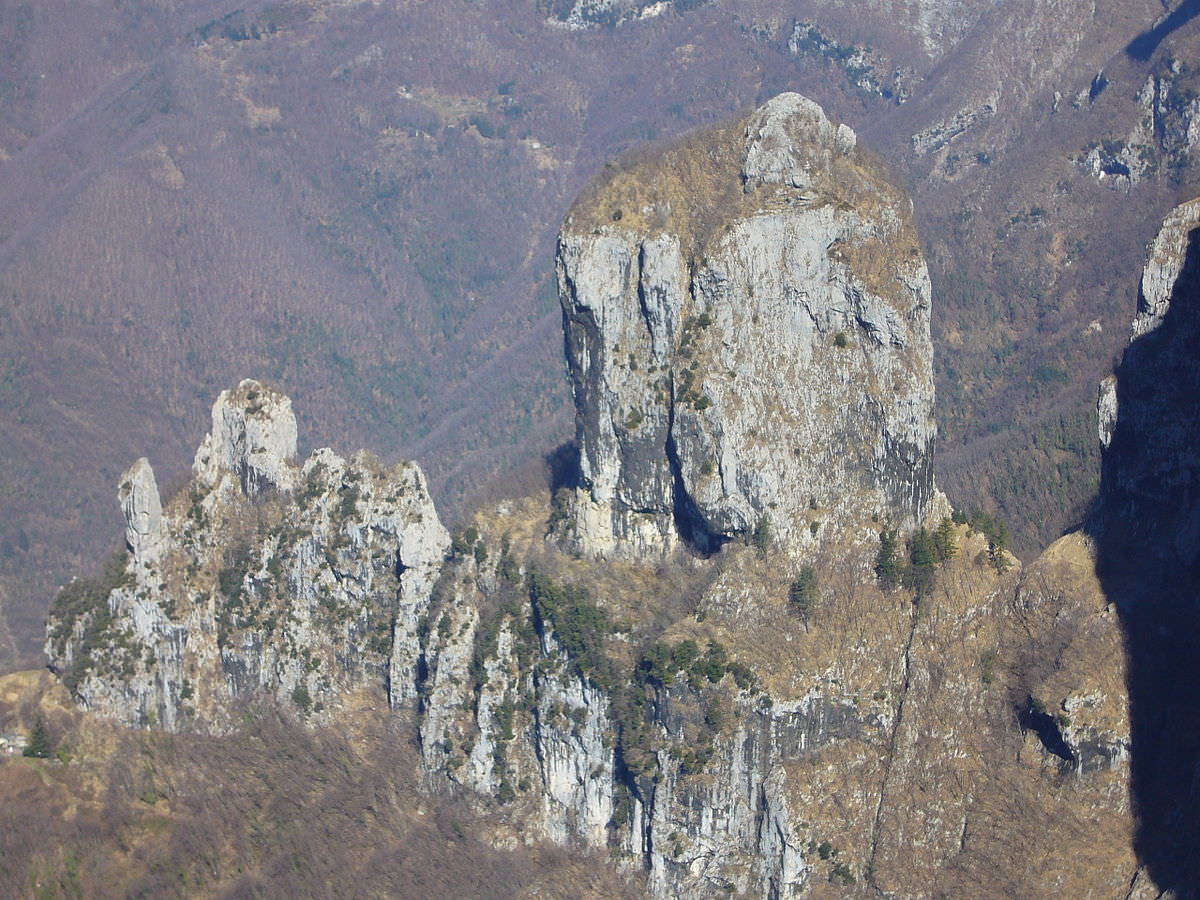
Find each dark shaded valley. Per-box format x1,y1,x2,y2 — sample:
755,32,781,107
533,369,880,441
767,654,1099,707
1089,208,1200,895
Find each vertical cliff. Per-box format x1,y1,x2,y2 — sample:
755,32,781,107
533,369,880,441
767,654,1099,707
1090,196,1200,893
1097,197,1200,566
45,379,448,731
558,93,939,559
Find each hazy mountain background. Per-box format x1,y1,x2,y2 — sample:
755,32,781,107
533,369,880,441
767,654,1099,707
2,0,1197,669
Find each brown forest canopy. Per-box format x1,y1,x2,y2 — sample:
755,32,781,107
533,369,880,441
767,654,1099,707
0,0,1197,666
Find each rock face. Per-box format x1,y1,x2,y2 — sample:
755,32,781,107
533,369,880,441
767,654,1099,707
46,380,448,731
741,93,859,190
559,92,937,558
1088,196,1200,893
193,379,299,499
1132,198,1200,340
45,98,1146,898
1081,67,1200,187
367,501,1132,899
543,0,673,29
119,458,165,570
786,21,913,102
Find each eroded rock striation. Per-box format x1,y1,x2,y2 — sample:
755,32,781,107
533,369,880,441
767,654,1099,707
558,92,937,558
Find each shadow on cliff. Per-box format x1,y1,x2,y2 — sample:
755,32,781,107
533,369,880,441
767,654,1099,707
1087,227,1200,895
1126,0,1200,61
546,442,582,494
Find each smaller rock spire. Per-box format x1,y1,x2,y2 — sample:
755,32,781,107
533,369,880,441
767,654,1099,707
119,457,164,568
741,92,857,192
192,378,298,498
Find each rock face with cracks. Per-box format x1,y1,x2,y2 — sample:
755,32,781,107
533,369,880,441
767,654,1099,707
42,96,1154,899
558,92,937,559
119,458,165,570
193,379,299,500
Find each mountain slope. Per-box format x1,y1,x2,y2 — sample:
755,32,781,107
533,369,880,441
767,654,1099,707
3,0,1199,676
26,94,1151,898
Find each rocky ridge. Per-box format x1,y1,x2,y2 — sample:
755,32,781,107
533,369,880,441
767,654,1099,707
43,394,1138,896
46,379,448,731
42,95,1150,898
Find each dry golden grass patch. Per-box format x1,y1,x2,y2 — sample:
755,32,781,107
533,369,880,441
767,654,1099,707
565,105,916,297
1011,531,1129,739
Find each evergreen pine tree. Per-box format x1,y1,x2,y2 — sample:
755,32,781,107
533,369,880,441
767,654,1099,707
789,566,818,625
23,716,50,759
875,529,901,589
905,527,938,597
933,517,958,562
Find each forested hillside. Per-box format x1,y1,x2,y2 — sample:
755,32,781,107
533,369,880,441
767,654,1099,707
2,0,1198,667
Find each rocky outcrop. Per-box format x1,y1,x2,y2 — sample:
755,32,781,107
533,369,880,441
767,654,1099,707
1081,65,1200,187
741,94,859,189
544,0,672,29
1096,197,1200,564
193,379,299,499
910,95,998,156
1087,195,1200,894
119,458,165,571
46,380,448,731
44,96,1147,899
786,21,913,102
1097,374,1118,449
1092,195,1200,450
1133,198,1200,339
393,503,1132,899
559,93,938,559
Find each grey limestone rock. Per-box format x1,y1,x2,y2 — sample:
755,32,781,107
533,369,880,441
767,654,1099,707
1083,71,1200,188
559,92,938,559
742,93,856,191
1097,197,1200,567
41,85,1145,900
119,458,165,572
46,383,449,731
1097,375,1118,449
193,378,299,499
1133,198,1200,339
909,95,998,156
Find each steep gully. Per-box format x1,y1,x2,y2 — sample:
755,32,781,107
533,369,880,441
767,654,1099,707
866,601,920,888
